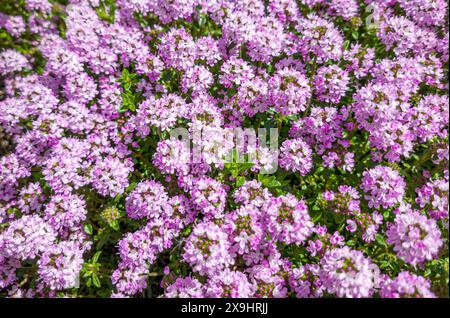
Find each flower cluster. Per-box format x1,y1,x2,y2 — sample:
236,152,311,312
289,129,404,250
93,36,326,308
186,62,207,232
360,166,406,209
0,0,448,299
323,185,383,243
380,271,436,298
386,207,443,267
319,246,378,298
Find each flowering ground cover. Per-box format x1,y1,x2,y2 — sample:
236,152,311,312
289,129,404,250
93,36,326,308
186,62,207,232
0,0,448,298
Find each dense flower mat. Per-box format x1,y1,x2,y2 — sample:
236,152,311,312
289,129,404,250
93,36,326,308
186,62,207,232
0,0,449,298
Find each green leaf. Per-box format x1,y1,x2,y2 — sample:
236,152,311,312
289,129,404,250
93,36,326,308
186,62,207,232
258,175,282,188
86,277,92,288
84,224,93,235
238,163,254,173
93,251,102,263
375,234,387,248
312,212,322,223
333,213,346,224
96,233,110,250
236,176,245,187
267,179,282,188
109,220,120,231
92,273,101,288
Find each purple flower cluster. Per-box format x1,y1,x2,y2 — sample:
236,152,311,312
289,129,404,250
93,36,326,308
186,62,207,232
306,225,345,257
279,138,313,175
0,215,56,260
380,271,436,298
264,194,314,245
319,247,378,298
37,241,84,291
323,186,383,243
290,107,355,171
386,208,443,267
416,178,449,221
125,180,169,220
113,193,195,296
0,0,448,299
313,65,350,104
360,166,406,209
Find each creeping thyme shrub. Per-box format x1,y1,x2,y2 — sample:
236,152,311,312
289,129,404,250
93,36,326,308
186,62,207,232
0,0,449,298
